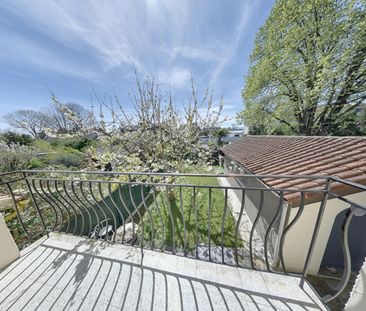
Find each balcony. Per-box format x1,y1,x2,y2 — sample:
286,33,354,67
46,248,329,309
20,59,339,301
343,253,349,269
1,170,365,310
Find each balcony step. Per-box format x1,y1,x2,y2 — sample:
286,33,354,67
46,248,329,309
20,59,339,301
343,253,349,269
0,233,326,310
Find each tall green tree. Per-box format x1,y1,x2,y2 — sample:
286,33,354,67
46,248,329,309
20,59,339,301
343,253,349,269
239,0,366,135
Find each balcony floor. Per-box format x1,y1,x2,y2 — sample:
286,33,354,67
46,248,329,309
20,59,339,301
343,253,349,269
0,233,326,311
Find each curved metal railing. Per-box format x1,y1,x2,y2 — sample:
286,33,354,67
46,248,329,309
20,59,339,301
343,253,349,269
0,170,365,305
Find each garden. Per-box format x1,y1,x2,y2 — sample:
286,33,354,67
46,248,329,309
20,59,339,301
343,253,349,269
0,76,238,253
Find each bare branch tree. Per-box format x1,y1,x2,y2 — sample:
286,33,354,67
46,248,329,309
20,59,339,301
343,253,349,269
3,110,50,138
48,102,92,134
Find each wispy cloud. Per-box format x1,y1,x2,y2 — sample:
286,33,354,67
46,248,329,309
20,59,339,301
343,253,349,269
209,2,258,87
165,46,224,63
0,31,98,80
159,68,191,88
0,0,273,118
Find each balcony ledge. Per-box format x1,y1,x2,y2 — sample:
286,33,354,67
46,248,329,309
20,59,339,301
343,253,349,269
0,233,326,310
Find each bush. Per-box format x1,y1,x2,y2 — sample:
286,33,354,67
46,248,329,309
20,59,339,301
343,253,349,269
1,131,33,146
31,139,84,169
50,136,94,151
0,142,35,172
48,152,83,167
26,158,44,169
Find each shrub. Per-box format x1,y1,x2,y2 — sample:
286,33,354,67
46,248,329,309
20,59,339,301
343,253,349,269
51,136,94,151
26,157,44,169
0,142,35,172
48,152,83,167
1,131,33,146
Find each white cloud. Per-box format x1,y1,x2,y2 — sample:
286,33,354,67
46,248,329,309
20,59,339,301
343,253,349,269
0,1,147,72
165,46,223,63
159,68,191,88
0,32,98,80
209,2,258,87
0,0,260,94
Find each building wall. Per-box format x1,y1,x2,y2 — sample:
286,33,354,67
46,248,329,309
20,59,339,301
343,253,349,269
0,213,19,270
282,192,366,274
222,155,366,274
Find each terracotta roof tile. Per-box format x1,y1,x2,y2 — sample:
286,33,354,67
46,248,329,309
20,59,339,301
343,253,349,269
220,135,366,206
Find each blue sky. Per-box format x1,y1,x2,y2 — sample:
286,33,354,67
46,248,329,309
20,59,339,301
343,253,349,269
0,0,274,129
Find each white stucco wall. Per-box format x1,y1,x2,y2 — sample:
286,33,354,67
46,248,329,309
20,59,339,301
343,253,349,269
0,213,19,270
346,258,366,311
282,192,366,275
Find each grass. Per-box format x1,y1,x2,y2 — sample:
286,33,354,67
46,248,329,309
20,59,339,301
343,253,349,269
140,176,241,253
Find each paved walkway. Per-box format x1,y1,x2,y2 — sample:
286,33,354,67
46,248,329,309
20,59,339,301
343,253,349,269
0,233,325,310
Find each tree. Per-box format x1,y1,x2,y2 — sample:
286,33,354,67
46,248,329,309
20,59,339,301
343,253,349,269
48,102,93,134
213,128,229,145
239,0,366,136
52,75,225,173
3,110,50,138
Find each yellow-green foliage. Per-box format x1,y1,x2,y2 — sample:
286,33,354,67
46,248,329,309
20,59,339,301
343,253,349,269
240,0,366,136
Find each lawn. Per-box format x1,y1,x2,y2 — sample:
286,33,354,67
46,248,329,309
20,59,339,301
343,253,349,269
140,176,241,254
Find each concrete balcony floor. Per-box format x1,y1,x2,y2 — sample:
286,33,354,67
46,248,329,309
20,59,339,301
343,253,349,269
0,233,326,311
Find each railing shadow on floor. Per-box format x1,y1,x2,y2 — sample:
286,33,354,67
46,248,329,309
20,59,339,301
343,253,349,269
0,240,325,311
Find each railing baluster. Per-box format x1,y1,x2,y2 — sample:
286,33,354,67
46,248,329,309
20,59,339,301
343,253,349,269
62,180,84,236
32,179,58,232
79,181,101,237
71,181,93,237
235,189,245,266
55,181,78,235
141,184,154,249
62,180,81,236
193,186,198,258
89,181,109,240
117,185,134,243
301,178,332,287
40,180,63,231
152,185,165,251
127,175,144,248
6,182,32,240
279,191,305,274
264,191,284,271
164,185,175,254
322,206,358,303
46,180,71,234
98,182,118,241
221,188,228,264
108,183,125,243
249,190,264,269
180,186,187,256
22,173,48,236
208,187,212,261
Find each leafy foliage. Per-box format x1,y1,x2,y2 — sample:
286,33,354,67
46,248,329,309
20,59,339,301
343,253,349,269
240,0,366,136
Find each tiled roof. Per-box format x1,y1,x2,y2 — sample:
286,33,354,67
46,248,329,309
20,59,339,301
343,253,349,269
220,136,366,206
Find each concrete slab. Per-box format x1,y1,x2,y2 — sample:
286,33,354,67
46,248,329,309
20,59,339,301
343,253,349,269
0,233,326,310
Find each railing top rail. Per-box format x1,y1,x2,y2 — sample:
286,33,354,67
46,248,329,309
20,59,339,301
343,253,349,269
21,169,332,181
330,176,366,192
2,170,366,195
28,177,328,194
0,170,23,177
